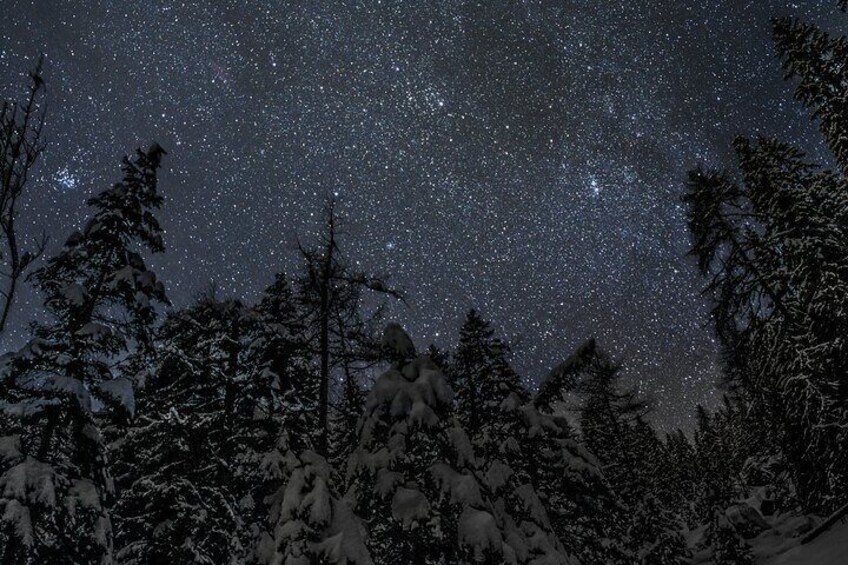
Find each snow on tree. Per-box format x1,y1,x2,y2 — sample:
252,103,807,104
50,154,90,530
684,136,848,513
443,311,592,563
0,145,168,565
112,294,250,565
532,342,631,565
346,327,528,564
447,309,526,440
260,442,372,565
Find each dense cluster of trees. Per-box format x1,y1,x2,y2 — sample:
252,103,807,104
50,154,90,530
1,1,848,564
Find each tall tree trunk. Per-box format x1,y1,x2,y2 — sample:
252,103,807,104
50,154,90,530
317,214,335,456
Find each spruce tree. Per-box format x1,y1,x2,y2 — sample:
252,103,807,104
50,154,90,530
684,137,848,512
346,326,531,564
447,311,606,563
0,145,168,565
773,15,848,176
244,273,321,563
113,293,249,564
664,430,699,527
448,309,526,440
261,441,372,565
566,345,688,564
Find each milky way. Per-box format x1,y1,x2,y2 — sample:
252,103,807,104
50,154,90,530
0,1,842,429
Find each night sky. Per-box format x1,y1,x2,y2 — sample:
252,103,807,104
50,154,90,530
0,1,842,429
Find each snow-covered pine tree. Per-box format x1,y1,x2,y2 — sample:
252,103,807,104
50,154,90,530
260,439,373,565
346,325,530,565
446,311,596,563
534,340,633,565
448,309,525,440
112,293,251,564
576,351,649,502
0,145,168,565
684,135,848,513
773,15,848,176
571,346,689,564
630,417,676,509
522,403,621,565
247,272,372,565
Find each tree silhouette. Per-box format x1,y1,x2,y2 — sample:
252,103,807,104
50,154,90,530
0,57,48,334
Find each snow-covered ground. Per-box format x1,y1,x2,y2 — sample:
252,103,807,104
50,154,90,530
690,506,848,565
765,519,848,565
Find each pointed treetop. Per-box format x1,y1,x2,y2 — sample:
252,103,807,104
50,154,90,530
535,338,598,410
381,323,416,362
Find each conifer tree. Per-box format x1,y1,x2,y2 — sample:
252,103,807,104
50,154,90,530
328,371,367,472
684,136,848,512
664,430,699,526
261,440,373,565
447,312,609,563
773,15,848,176
448,309,526,440
113,293,250,565
556,343,688,564
244,273,320,562
0,145,168,565
346,326,539,564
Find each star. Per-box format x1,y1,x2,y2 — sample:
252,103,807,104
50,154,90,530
0,0,836,430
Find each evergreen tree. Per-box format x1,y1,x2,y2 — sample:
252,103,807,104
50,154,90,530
0,145,168,565
328,371,367,473
346,326,537,564
244,273,320,563
517,399,616,565
564,344,688,564
773,15,848,176
684,136,848,512
448,309,526,440
113,293,250,565
261,441,372,565
663,430,699,527
447,311,607,563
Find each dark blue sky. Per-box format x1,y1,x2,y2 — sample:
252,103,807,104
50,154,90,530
0,0,841,428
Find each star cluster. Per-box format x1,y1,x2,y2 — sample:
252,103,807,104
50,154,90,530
0,0,841,429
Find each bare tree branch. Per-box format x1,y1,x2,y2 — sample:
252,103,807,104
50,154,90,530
0,56,49,334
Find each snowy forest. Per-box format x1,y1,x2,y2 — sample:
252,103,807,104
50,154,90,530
3,2,848,565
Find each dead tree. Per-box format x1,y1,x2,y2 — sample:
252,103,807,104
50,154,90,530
297,199,403,456
0,58,48,334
